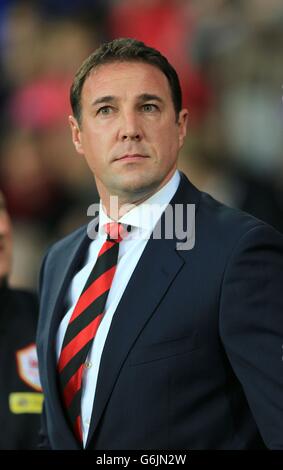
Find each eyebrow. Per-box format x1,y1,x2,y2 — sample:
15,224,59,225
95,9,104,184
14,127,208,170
137,93,163,104
91,93,164,107
92,96,116,106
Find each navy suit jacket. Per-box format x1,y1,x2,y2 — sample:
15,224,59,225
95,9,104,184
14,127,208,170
36,173,283,449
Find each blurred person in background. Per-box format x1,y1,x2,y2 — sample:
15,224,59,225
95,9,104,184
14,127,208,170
0,190,42,449
107,0,214,125
0,8,100,287
182,0,283,233
37,38,283,450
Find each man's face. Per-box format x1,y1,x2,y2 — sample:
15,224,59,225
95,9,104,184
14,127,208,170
69,61,188,205
0,192,12,284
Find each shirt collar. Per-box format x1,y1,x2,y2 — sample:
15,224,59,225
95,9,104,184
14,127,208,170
98,170,180,235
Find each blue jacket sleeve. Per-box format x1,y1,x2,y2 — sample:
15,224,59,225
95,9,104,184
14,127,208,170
219,224,283,449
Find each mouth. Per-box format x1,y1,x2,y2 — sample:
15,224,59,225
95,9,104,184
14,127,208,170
114,154,150,163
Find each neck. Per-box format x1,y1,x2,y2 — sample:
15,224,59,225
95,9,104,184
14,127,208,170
102,189,161,220
98,169,177,220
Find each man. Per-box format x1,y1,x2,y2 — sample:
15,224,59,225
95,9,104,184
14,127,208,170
0,190,43,449
37,38,283,450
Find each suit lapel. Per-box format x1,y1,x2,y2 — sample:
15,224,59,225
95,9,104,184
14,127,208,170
86,173,201,446
42,224,95,448
86,235,184,446
44,218,100,343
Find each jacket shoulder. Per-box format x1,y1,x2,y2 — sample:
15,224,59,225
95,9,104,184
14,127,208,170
179,172,265,234
199,191,266,235
46,223,88,259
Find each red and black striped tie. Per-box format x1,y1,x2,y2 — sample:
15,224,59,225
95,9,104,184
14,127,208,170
58,222,127,443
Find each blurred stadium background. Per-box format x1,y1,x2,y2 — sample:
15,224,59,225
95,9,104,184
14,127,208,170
0,0,283,289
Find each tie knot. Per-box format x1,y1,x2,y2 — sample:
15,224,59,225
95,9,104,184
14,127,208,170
104,222,130,242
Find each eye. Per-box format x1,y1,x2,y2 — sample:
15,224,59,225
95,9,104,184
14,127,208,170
142,103,158,113
96,106,113,115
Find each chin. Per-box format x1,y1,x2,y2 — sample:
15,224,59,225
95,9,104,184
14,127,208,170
128,169,161,186
120,175,161,196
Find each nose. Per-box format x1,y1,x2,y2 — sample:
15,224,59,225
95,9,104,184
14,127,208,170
118,110,142,142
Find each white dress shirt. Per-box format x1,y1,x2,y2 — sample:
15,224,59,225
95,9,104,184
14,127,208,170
56,170,180,446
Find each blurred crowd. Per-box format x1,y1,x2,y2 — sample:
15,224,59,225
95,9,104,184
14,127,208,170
1,0,283,289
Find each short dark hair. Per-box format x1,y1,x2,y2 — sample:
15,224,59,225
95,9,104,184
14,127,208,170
70,38,182,126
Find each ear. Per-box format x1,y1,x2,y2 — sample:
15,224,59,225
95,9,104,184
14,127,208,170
68,115,84,155
177,109,189,149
